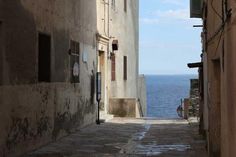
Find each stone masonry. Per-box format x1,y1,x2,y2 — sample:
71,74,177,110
189,79,200,117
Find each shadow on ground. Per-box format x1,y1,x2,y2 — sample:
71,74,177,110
24,118,208,157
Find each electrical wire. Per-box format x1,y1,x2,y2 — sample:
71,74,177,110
207,0,231,48
211,0,223,20
213,26,224,57
206,22,225,44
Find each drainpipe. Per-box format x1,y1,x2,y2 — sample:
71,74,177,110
108,0,110,39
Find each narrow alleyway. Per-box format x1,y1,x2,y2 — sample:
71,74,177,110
25,118,208,157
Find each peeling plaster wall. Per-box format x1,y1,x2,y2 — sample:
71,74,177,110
109,98,136,117
0,84,96,157
0,0,97,156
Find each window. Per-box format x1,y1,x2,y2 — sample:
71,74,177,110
0,22,3,85
70,40,80,55
124,0,127,12
70,40,80,83
38,33,51,82
123,56,127,80
111,0,116,10
111,55,116,81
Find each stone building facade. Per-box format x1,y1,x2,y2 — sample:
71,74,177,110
96,0,144,118
0,1,98,156
0,0,143,156
191,0,236,157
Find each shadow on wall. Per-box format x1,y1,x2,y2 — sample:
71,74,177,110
1,0,37,85
0,1,98,157
0,84,96,157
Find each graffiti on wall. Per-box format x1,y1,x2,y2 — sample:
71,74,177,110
52,97,95,139
6,111,51,151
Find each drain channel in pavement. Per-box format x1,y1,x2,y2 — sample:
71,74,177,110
120,122,191,156
133,144,191,156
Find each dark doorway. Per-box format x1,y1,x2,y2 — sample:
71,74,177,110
0,22,3,85
38,33,51,82
98,51,105,111
209,59,221,157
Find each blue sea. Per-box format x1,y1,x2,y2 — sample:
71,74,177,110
146,75,197,118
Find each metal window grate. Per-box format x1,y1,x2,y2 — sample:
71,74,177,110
70,40,80,83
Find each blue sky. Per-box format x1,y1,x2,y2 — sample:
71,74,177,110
139,0,202,75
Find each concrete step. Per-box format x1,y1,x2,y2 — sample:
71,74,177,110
100,111,114,122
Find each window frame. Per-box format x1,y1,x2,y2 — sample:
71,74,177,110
111,55,116,81
123,56,127,80
124,0,127,12
38,32,51,83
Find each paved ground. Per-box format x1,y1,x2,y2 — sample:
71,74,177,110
24,118,208,157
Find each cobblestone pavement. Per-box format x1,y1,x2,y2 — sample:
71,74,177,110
24,118,208,157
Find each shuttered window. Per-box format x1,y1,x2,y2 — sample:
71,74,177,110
111,0,116,10
124,0,127,12
124,56,127,80
111,55,116,81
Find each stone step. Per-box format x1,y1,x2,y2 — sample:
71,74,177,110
100,111,114,122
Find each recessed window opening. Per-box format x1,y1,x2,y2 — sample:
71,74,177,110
38,33,51,82
123,56,127,80
111,55,116,81
124,0,127,12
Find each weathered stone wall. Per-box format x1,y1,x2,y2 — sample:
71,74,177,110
109,98,137,117
0,83,96,157
109,0,139,99
138,75,147,117
0,0,97,84
220,1,236,156
96,0,139,115
201,0,234,156
183,98,189,119
189,79,200,117
0,0,97,156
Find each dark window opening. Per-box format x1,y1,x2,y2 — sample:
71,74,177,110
70,40,80,83
111,55,116,81
124,56,127,80
38,33,51,82
111,0,116,10
124,0,127,12
0,22,3,85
